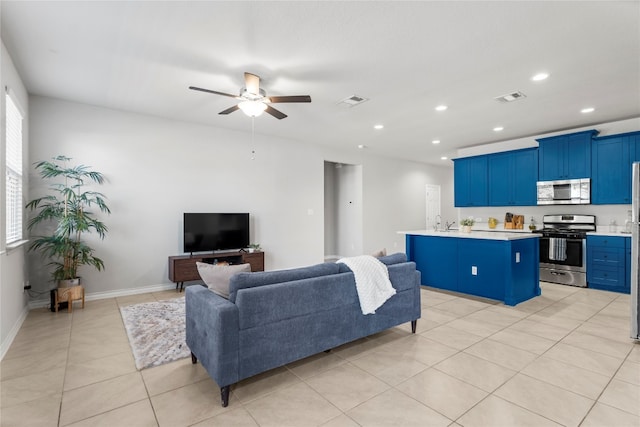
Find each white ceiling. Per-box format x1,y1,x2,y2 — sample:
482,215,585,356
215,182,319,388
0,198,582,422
2,1,639,165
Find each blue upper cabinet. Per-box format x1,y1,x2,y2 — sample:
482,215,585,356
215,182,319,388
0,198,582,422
537,130,598,181
488,148,538,206
454,155,488,207
631,132,640,163
592,131,640,204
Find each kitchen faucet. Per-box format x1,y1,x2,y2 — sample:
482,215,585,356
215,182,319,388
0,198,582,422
434,215,442,231
445,220,456,231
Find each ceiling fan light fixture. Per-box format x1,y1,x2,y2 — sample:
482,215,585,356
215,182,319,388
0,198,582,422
238,100,267,117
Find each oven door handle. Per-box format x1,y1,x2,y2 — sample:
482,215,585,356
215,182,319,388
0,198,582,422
540,237,585,242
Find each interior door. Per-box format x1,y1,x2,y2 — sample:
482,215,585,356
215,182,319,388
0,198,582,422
426,184,441,230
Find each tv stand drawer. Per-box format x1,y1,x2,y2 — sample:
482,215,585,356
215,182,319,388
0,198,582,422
168,251,264,283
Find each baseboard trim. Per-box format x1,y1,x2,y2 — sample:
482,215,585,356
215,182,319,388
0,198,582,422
0,304,30,361
27,283,178,310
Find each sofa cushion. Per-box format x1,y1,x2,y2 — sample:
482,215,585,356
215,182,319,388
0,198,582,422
228,262,341,303
197,262,251,299
387,262,418,292
235,272,359,329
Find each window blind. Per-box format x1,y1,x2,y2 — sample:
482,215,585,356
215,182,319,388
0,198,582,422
6,91,24,245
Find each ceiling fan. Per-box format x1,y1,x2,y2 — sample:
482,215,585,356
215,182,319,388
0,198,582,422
189,72,311,119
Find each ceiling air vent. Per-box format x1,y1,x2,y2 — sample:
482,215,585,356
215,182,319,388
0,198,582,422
494,91,527,103
338,95,369,107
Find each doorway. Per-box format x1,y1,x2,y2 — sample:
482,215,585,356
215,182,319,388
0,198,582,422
426,184,441,230
324,161,363,261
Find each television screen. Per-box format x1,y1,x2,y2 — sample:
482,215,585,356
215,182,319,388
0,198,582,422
183,213,250,253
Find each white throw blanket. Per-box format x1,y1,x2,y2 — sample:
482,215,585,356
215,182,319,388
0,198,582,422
337,255,396,315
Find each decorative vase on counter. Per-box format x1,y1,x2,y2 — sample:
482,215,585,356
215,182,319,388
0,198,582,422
488,217,498,229
460,218,475,233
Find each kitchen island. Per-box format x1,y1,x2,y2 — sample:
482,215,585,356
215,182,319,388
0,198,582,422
401,230,540,306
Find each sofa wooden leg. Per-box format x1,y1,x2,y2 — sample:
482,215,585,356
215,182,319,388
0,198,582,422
324,349,331,353
191,352,197,364
411,320,417,334
221,385,230,407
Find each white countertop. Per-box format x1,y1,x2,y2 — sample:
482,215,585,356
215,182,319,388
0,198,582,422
587,231,632,238
399,230,540,241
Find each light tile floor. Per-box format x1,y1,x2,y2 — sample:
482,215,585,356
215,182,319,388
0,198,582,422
1,283,639,427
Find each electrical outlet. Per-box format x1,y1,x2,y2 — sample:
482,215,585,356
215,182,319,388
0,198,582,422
471,266,478,275
515,252,520,263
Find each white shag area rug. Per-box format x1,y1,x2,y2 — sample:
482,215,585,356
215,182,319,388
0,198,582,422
120,297,190,370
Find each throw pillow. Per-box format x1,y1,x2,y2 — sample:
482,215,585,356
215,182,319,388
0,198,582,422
196,262,251,299
371,248,387,257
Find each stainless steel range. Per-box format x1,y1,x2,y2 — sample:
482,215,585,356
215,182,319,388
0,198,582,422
534,214,596,287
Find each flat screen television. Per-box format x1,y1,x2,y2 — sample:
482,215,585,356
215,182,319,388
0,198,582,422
183,213,250,253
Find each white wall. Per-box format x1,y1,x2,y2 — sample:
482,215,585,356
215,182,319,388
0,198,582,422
28,96,453,297
1,41,30,360
360,153,456,252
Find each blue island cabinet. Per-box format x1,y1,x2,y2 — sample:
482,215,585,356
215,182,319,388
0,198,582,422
406,233,540,306
406,235,459,292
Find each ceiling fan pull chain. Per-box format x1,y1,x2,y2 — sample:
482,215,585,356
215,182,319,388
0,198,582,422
251,116,256,160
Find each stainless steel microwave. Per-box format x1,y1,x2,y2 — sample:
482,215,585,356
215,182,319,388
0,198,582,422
536,178,590,205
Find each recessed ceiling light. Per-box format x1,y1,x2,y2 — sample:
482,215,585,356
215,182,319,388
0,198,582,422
532,72,550,81
432,140,441,144
374,124,384,130
435,105,448,112
581,107,595,114
440,156,448,160
357,144,366,149
493,126,504,132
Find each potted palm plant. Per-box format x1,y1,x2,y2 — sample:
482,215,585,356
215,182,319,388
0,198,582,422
26,156,110,289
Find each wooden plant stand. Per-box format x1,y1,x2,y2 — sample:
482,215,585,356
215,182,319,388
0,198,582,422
54,285,85,312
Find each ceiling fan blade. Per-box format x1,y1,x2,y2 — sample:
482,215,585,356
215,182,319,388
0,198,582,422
219,105,240,115
244,72,260,96
189,86,240,99
265,105,287,120
268,95,312,103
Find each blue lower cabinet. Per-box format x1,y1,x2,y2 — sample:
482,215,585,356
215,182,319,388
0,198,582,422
406,234,540,305
587,235,630,293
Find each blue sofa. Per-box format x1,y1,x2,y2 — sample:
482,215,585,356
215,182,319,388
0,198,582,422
185,253,421,407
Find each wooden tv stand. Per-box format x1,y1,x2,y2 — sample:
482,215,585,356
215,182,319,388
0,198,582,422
168,251,264,292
